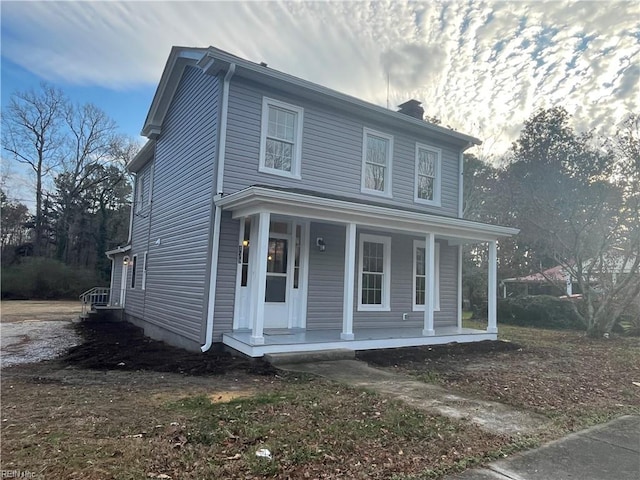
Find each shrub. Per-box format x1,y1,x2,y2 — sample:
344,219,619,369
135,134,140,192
498,295,585,330
1,257,104,300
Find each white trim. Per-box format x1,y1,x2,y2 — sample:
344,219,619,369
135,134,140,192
358,233,391,311
249,212,270,344
458,149,464,218
130,254,138,289
141,251,148,290
216,187,519,241
361,127,393,197
259,97,303,179
135,172,146,213
342,223,357,340
412,240,440,312
487,240,498,334
457,245,463,330
202,64,236,353
414,143,441,206
223,331,497,358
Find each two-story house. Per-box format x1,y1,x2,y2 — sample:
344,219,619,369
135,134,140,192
105,46,518,357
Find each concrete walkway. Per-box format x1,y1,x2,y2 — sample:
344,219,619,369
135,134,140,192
277,359,549,436
445,415,640,480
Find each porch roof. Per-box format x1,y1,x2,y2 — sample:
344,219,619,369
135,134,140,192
216,186,519,242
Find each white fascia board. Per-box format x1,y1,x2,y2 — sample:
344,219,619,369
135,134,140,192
105,245,131,258
141,47,208,138
127,140,155,173
216,187,519,241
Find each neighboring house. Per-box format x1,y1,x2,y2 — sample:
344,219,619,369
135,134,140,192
104,46,518,357
501,255,638,299
501,265,575,298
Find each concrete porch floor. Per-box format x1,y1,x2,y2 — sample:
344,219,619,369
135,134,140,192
223,325,496,357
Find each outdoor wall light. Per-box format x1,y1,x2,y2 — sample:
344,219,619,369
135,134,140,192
123,256,130,266
316,237,326,252
242,240,249,247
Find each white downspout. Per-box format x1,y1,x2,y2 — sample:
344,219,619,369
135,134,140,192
458,149,465,218
202,63,236,352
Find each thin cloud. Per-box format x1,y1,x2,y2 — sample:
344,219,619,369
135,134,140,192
1,0,638,156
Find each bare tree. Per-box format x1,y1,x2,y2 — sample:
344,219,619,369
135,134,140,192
2,84,65,255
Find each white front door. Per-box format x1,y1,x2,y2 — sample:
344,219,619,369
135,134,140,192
234,217,308,331
264,235,291,329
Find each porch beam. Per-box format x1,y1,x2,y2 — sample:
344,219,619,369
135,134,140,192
250,211,270,345
423,233,436,336
341,222,356,340
487,240,498,333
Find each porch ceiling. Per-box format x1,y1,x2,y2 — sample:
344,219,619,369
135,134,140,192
216,186,519,242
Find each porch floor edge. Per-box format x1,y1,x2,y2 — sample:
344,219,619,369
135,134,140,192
223,331,497,358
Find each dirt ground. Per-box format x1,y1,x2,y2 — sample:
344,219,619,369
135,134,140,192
2,304,639,478
1,301,83,367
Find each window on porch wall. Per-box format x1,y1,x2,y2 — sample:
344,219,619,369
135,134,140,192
358,234,391,311
413,240,440,311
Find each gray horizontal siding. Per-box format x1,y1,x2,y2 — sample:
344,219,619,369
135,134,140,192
127,65,220,343
306,223,458,330
213,211,240,340
224,78,461,217
306,222,345,330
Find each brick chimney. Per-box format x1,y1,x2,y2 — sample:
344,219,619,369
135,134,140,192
397,99,424,120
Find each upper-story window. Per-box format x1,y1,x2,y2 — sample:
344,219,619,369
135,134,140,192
259,97,304,179
361,128,393,197
135,172,150,213
415,144,441,206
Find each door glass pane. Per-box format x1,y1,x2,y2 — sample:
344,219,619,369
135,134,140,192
265,276,287,302
267,239,287,273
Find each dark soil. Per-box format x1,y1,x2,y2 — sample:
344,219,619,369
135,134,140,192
61,320,277,376
357,339,522,368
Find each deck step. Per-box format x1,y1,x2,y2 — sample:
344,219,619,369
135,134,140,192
265,348,355,366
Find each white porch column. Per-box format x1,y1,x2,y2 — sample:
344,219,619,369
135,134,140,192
341,223,356,340
423,233,436,336
250,211,270,345
457,244,463,332
487,240,498,334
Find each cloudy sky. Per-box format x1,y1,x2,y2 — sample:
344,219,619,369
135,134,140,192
2,0,639,200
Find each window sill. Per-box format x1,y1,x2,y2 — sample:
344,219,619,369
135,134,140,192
259,166,301,180
357,305,391,312
414,197,441,207
361,188,392,199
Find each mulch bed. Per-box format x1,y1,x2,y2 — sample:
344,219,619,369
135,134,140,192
61,320,277,376
356,340,522,367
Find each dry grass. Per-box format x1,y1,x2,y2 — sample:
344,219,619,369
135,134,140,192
1,369,518,479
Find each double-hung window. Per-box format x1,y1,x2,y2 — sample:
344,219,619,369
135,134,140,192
358,234,391,311
361,128,393,196
415,144,441,205
413,240,440,311
259,97,304,179
130,254,138,289
135,173,147,213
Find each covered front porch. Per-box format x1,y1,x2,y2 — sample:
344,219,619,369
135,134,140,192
214,186,517,358
223,325,494,357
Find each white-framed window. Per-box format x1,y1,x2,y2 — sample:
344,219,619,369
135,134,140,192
136,173,147,212
141,251,148,290
259,97,304,179
358,234,391,311
413,240,440,311
361,128,393,197
130,254,138,289
414,143,441,206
